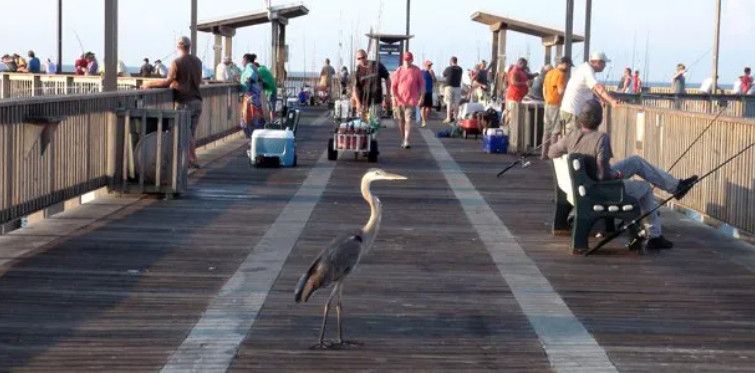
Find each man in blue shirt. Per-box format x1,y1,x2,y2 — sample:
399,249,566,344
420,60,436,127
27,51,41,74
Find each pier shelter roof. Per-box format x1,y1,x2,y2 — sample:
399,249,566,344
196,4,309,33
471,12,585,42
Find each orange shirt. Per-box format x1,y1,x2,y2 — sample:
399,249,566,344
544,68,566,105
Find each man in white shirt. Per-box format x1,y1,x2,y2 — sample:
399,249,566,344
558,51,619,136
153,60,167,77
44,58,57,74
215,57,232,81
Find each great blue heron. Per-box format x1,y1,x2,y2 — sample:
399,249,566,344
294,168,407,348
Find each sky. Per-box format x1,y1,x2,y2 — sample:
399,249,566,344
0,0,753,84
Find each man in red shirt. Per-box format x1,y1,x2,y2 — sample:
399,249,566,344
739,67,752,94
391,52,424,149
506,58,529,103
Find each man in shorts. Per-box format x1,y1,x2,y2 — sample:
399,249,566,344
143,36,203,168
420,60,436,127
390,51,424,149
442,56,463,123
541,57,573,159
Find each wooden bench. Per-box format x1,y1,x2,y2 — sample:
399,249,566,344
552,154,642,253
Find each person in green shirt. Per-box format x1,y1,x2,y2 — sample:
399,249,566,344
255,62,277,121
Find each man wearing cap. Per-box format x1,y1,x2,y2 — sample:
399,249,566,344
541,57,573,159
420,60,436,127
390,51,425,149
352,49,391,122
558,52,619,137
140,58,154,77
143,36,204,168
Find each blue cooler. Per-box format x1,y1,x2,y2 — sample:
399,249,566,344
248,129,297,167
483,128,509,154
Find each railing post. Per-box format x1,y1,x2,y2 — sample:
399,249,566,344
1,74,10,99
65,76,74,95
31,75,42,97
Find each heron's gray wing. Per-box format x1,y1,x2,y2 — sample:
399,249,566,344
294,233,363,303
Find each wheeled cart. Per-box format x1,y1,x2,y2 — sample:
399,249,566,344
327,119,379,162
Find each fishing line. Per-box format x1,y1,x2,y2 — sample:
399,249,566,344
585,140,755,256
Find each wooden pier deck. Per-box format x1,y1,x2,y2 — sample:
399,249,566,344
1,109,754,372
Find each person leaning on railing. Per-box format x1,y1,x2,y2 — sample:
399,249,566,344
558,52,620,137
142,36,203,169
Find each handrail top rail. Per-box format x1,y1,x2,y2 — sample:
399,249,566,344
612,102,755,125
0,82,239,108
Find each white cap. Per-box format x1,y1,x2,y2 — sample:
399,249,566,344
588,51,611,63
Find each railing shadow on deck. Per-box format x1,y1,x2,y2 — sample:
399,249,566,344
0,111,327,369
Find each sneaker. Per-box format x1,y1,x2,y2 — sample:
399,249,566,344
421,120,427,128
442,118,452,124
401,141,411,149
674,175,699,200
646,235,674,250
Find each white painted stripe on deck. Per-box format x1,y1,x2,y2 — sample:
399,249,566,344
161,151,335,373
420,129,617,373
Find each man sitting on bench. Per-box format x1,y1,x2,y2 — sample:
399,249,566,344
548,100,698,250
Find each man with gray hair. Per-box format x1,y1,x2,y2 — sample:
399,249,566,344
143,36,204,168
548,100,698,251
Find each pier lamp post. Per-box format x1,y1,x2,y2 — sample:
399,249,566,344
57,0,62,73
564,0,574,61
405,0,411,52
711,0,722,93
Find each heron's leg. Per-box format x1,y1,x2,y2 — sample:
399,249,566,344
318,285,340,345
335,283,344,344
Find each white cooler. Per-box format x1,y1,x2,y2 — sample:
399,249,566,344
248,129,296,167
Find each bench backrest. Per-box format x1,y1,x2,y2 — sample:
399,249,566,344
553,155,575,205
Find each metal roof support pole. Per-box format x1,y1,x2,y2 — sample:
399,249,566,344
103,0,118,92
405,0,411,52
213,35,223,71
584,0,592,62
564,0,574,61
190,0,198,57
224,36,233,60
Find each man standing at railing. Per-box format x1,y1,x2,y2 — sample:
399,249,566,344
142,36,203,169
542,57,573,159
558,52,619,137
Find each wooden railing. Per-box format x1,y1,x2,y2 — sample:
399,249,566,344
610,92,755,118
603,105,755,235
0,83,240,225
0,72,169,99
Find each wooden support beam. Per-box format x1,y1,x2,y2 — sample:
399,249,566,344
103,0,118,92
190,0,198,57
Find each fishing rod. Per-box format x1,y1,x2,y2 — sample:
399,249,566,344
666,104,727,173
585,140,755,256
496,139,551,178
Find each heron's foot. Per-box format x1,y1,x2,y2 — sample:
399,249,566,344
332,340,364,349
309,340,337,350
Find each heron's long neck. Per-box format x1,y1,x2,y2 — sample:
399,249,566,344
361,179,382,237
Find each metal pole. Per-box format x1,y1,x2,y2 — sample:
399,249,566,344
57,0,63,73
712,0,722,93
103,0,118,92
405,0,410,52
584,0,592,62
564,0,574,60
190,0,198,57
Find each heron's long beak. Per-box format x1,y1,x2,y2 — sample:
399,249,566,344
381,172,408,181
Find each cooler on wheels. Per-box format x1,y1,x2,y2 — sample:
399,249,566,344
248,129,297,167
